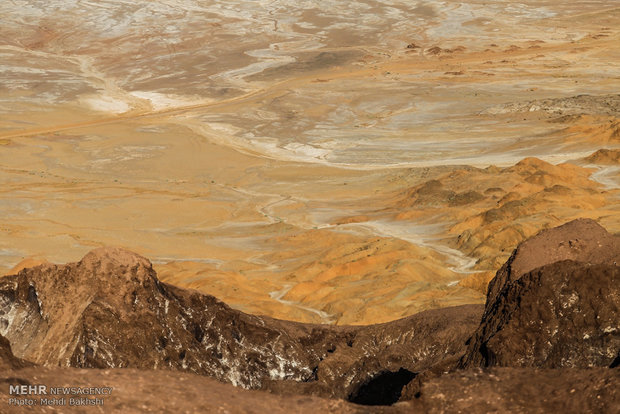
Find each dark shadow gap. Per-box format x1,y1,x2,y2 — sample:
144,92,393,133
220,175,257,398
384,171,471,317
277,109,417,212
348,368,417,406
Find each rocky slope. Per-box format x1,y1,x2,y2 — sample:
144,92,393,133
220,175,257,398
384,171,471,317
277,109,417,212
485,218,620,307
462,260,619,369
0,247,482,400
585,148,620,164
461,219,620,369
0,365,366,414
1,219,619,412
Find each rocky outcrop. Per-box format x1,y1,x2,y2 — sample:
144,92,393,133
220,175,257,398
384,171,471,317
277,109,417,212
462,219,620,368
462,261,619,368
263,305,482,401
0,247,481,400
485,218,620,308
1,218,619,411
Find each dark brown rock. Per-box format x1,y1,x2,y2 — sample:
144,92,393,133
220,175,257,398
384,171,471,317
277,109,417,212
0,365,375,414
2,365,617,413
411,367,620,413
486,218,620,309
462,260,620,368
461,219,620,369
263,305,482,401
0,247,482,401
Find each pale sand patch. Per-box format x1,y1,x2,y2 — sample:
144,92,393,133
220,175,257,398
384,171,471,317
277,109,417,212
129,91,210,111
81,95,130,114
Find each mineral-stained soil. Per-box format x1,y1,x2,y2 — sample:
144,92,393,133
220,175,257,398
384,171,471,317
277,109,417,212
1,0,620,410
586,148,620,164
2,0,620,326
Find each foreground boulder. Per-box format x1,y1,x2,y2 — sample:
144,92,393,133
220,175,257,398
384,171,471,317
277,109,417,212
462,218,620,368
485,218,620,307
0,247,481,401
461,261,619,368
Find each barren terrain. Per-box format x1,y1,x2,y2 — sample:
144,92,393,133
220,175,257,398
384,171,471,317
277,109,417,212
2,0,620,324
1,221,619,411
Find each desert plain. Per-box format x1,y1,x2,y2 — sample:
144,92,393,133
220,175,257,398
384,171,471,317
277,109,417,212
1,0,620,325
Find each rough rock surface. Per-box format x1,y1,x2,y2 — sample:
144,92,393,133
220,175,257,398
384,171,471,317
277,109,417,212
0,247,482,400
1,365,617,413
2,218,620,412
0,334,30,370
410,367,620,413
462,218,620,369
0,366,369,414
462,261,620,368
262,304,481,401
485,218,620,307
